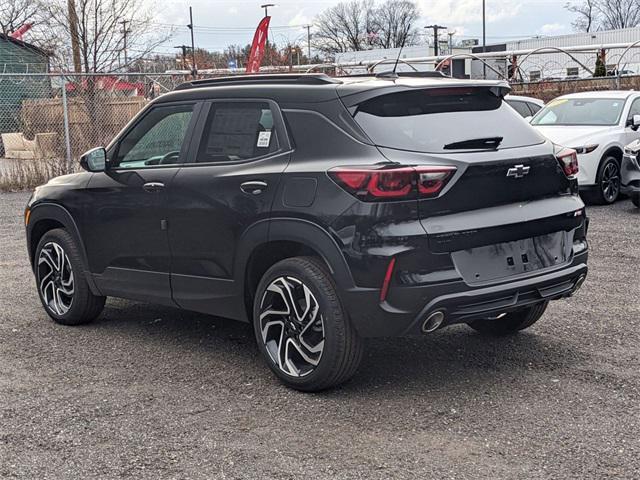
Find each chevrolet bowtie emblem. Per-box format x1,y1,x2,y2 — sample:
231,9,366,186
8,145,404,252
506,164,531,178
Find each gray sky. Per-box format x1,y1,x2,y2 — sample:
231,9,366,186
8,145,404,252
153,0,577,56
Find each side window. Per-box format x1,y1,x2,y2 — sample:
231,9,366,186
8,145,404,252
527,102,542,115
196,102,279,163
627,98,640,122
507,100,531,118
114,104,194,169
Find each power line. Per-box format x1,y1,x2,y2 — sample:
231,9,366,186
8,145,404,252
139,20,308,31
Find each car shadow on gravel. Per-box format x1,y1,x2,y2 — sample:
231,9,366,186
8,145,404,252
342,328,590,394
91,299,589,395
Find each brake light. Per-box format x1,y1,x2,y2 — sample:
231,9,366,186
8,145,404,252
329,165,456,201
557,148,579,177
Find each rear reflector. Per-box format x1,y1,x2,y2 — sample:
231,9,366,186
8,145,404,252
380,257,396,302
329,165,456,201
557,148,579,177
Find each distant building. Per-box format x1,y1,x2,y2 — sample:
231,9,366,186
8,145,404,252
0,34,51,156
334,44,473,78
472,26,640,81
0,33,49,73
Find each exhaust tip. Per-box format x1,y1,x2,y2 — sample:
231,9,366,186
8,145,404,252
422,310,445,334
573,274,587,292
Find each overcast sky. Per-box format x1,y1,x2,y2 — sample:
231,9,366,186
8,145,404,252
154,0,577,55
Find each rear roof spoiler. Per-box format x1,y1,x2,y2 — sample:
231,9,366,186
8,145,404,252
338,80,512,107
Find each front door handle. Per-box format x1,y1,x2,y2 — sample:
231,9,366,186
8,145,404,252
240,181,268,195
143,182,165,193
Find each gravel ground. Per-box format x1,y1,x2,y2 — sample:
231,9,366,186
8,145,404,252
1,191,639,479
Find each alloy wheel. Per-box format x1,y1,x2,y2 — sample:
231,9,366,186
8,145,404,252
259,276,325,377
38,242,74,315
601,161,620,203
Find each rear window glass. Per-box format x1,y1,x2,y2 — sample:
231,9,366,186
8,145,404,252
353,87,544,153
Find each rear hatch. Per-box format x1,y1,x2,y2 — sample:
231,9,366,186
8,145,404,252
339,80,585,282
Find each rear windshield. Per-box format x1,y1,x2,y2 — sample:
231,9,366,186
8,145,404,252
352,87,544,153
530,97,624,126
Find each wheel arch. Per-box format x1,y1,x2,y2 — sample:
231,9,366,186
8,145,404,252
237,218,355,321
602,145,623,163
27,203,100,295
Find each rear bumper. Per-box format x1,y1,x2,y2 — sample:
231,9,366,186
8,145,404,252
342,251,588,338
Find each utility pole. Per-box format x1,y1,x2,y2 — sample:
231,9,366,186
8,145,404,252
119,20,130,67
260,4,275,68
482,0,487,79
67,0,82,72
261,3,275,17
187,6,197,78
447,31,455,55
305,24,311,60
174,45,190,71
425,25,447,57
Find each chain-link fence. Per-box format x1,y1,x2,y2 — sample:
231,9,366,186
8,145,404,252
0,73,195,190
2,63,640,190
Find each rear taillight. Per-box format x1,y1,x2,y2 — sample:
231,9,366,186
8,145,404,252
557,148,579,177
329,165,456,201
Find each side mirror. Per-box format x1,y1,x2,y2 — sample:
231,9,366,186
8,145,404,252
524,115,533,123
633,115,640,131
79,147,107,172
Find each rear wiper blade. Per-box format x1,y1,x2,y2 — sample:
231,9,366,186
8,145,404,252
443,137,503,150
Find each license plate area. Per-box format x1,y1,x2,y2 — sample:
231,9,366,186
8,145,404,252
451,231,573,285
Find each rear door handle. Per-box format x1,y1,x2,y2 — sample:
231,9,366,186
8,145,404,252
143,182,165,193
240,181,268,195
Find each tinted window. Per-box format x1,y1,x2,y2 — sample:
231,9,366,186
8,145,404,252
531,98,625,126
196,102,278,163
527,102,542,115
115,105,194,168
353,87,544,153
507,100,532,118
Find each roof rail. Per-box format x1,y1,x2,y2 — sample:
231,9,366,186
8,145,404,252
340,71,447,79
392,71,447,78
175,73,341,90
336,70,450,79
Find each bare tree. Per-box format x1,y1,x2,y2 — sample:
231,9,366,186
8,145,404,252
371,0,420,49
0,0,59,53
46,0,172,73
566,0,640,31
0,0,41,36
312,0,375,56
597,0,640,29
565,0,597,32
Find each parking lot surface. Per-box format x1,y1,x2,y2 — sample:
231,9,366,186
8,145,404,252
1,191,639,479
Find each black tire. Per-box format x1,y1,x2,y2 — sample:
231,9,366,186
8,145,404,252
467,302,548,336
632,193,640,208
252,256,363,392
35,228,105,325
583,156,621,205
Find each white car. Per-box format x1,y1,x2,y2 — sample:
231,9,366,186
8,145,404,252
530,91,640,204
505,95,544,118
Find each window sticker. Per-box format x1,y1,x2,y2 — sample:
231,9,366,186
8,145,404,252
257,131,272,148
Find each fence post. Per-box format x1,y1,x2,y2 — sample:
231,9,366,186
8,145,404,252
60,74,73,174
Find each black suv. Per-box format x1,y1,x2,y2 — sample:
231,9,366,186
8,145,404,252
25,73,589,391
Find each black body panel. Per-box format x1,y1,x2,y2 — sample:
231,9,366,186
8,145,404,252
25,74,589,338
